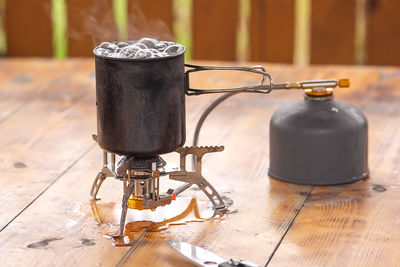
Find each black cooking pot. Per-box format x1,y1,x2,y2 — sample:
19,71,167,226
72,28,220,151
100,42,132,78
94,46,271,156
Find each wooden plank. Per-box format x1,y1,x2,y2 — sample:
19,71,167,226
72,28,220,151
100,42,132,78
250,0,295,63
127,0,174,40
0,59,79,123
0,147,232,266
357,67,400,185
192,0,239,60
366,0,400,65
67,0,117,56
310,0,356,64
5,0,53,57
269,184,400,266
368,117,400,185
1,60,398,266
0,59,96,231
0,147,130,266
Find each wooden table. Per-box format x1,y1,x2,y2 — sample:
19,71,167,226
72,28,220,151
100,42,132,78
0,59,399,266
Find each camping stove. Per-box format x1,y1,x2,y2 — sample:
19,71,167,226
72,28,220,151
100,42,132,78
90,134,226,237
90,39,356,237
90,40,274,237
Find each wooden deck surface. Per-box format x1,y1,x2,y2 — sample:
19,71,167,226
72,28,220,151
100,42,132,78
0,59,399,266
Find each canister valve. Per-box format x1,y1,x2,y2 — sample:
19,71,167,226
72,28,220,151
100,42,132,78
272,78,350,97
272,78,350,89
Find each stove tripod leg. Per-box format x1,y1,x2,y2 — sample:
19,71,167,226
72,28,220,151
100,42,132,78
114,177,134,238
171,174,226,210
170,146,227,211
196,178,226,210
90,172,107,200
114,194,129,238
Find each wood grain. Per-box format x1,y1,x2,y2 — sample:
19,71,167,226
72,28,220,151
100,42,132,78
67,0,117,56
1,59,400,266
0,59,79,122
192,0,239,60
5,0,53,57
127,0,174,41
0,147,130,266
269,184,400,266
0,60,96,231
250,0,295,63
310,0,356,64
366,0,400,66
357,67,400,185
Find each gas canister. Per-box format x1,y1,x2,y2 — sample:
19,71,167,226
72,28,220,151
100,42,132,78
269,83,369,185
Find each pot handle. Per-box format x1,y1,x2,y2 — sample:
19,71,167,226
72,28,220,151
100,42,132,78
184,64,274,95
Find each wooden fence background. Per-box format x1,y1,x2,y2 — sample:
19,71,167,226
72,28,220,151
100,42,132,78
3,0,400,65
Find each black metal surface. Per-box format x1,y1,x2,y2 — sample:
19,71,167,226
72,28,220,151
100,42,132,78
95,54,186,156
129,156,166,171
269,95,369,185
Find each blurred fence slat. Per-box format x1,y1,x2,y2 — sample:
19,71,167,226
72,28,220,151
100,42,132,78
366,0,400,65
5,0,53,57
127,0,173,41
192,0,239,61
250,0,294,63
310,0,356,64
67,0,117,57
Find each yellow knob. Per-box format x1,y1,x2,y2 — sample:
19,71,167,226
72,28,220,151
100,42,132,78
339,79,350,88
128,198,144,210
305,88,333,96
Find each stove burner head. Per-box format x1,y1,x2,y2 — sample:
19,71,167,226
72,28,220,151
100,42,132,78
128,156,166,171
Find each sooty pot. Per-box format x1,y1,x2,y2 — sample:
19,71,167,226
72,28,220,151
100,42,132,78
95,51,186,156
94,45,270,156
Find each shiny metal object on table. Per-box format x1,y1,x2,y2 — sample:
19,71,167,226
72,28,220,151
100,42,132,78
92,40,354,237
90,140,228,237
184,64,273,95
166,239,260,267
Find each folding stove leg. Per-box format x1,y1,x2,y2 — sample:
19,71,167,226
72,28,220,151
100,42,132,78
170,146,227,211
114,174,134,238
90,172,107,200
115,195,129,238
90,142,110,200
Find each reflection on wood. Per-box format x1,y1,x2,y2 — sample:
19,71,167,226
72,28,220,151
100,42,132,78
269,184,400,266
100,197,224,246
0,60,96,231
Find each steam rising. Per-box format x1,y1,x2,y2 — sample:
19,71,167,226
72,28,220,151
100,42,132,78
67,0,174,56
93,38,185,59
